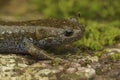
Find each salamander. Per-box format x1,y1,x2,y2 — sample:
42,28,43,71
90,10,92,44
0,18,85,59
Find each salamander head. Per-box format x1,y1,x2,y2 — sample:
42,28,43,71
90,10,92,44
35,18,85,48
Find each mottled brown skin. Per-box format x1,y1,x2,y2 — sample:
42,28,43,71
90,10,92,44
0,19,85,59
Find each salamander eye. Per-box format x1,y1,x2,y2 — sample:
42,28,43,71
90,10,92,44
64,29,73,37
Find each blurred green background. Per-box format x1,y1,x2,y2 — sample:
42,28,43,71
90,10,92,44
0,0,120,50
31,0,120,20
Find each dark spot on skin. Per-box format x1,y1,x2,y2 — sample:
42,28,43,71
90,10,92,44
64,29,73,37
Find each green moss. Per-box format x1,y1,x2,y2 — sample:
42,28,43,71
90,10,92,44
95,52,102,58
109,53,120,61
74,20,120,50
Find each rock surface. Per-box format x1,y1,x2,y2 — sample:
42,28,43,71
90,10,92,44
0,47,120,80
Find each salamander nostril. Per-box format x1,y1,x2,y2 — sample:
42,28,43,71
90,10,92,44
64,29,73,37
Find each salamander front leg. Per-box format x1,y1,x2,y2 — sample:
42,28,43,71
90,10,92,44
23,38,54,60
